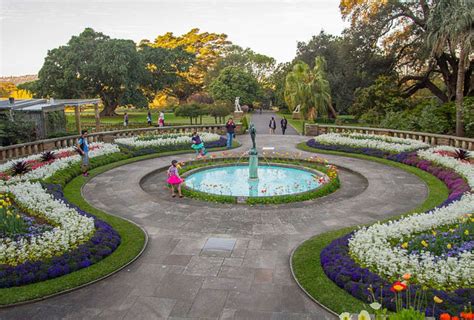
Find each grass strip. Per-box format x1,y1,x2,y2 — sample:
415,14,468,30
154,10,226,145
291,142,449,315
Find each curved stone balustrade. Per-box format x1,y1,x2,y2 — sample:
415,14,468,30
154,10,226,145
305,123,474,150
0,124,229,162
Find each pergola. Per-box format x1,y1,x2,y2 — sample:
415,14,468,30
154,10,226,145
55,99,101,133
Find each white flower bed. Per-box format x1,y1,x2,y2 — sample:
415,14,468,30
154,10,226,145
0,182,95,265
115,132,221,149
418,146,474,189
0,143,120,185
314,133,429,153
349,193,474,289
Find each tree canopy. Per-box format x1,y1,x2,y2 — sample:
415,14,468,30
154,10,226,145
148,28,230,101
35,28,193,116
209,66,260,106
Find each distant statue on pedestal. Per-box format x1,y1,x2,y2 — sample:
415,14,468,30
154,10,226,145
235,97,242,112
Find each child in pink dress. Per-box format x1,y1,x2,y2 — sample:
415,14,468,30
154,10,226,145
167,160,183,198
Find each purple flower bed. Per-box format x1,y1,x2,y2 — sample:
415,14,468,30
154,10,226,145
0,184,121,288
306,139,474,316
320,234,474,317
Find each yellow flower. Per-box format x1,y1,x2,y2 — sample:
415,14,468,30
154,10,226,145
339,312,351,320
432,230,437,236
401,242,408,249
464,230,469,236
358,310,370,320
421,240,428,247
15,214,20,219
447,244,452,249
433,296,443,304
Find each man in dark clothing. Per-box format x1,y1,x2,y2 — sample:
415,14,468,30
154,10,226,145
225,118,236,148
281,117,288,135
269,117,276,134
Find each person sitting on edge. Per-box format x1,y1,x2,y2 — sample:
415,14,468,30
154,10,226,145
167,160,184,198
225,118,236,149
191,132,207,157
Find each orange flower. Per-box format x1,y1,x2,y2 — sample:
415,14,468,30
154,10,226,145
440,314,451,320
390,281,407,292
402,273,411,281
452,316,460,320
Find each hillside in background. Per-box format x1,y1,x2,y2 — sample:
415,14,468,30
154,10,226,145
0,74,38,85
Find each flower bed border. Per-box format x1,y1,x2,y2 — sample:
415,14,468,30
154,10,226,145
291,141,452,315
0,142,240,306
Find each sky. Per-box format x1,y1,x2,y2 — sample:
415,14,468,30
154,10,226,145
0,0,347,76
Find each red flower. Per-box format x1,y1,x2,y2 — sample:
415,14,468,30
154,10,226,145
390,281,407,292
440,314,451,320
452,316,460,320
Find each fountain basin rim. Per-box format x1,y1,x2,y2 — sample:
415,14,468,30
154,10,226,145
181,162,329,200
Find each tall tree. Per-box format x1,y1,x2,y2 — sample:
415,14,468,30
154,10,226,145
340,0,473,104
150,28,230,101
427,0,473,136
209,66,260,106
207,45,276,87
36,28,192,116
284,57,335,120
291,31,393,113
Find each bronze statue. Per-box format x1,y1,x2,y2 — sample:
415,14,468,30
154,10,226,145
249,123,256,150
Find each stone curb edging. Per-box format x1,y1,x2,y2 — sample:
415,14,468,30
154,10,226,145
289,238,339,319
137,158,370,208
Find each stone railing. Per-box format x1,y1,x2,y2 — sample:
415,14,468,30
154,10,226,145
0,124,231,162
305,124,474,150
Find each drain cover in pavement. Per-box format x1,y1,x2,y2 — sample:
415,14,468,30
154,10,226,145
203,238,236,251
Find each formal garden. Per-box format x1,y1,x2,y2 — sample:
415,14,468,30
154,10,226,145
1,0,473,319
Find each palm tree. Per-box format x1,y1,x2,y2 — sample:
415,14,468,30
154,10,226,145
284,57,336,120
427,0,473,136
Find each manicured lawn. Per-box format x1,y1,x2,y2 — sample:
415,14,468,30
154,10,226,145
291,142,449,315
65,110,230,130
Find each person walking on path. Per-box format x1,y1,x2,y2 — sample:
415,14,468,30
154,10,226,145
280,117,288,135
77,129,90,177
269,116,276,134
147,111,152,126
225,118,236,149
123,112,129,127
167,160,184,198
158,111,165,127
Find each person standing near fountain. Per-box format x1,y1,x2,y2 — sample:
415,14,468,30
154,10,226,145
167,160,184,198
269,116,276,134
225,117,236,149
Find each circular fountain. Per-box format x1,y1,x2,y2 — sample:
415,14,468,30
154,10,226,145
182,123,331,200
184,164,324,197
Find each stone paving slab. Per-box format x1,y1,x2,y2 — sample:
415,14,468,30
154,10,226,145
0,134,429,319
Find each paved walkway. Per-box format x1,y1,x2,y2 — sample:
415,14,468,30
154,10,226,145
0,136,428,320
251,111,299,135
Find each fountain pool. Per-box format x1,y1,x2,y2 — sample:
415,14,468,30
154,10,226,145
184,164,325,197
